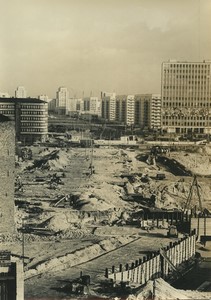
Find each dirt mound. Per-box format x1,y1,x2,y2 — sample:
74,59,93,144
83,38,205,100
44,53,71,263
127,278,210,300
25,150,70,171
171,151,211,176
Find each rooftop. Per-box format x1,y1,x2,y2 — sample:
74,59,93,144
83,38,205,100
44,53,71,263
0,97,47,104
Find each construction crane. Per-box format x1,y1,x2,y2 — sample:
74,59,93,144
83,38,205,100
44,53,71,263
183,175,203,213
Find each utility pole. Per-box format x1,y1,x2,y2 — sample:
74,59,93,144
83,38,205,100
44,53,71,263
22,218,25,267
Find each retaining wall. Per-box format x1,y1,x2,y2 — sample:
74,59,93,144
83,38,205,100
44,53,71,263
106,230,196,285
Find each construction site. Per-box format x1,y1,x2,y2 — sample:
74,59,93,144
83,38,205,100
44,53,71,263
1,131,211,299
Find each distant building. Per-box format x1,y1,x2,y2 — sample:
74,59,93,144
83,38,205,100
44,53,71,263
38,94,49,101
161,60,211,134
134,94,161,129
48,99,57,112
56,87,69,114
116,95,135,125
0,98,48,144
83,96,101,116
0,251,24,300
0,92,10,98
15,86,27,98
101,92,161,128
66,98,82,115
101,92,116,121
0,115,15,235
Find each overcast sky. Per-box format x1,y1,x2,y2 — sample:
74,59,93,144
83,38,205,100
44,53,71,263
0,0,211,98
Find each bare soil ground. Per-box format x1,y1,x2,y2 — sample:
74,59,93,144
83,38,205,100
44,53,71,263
2,144,211,299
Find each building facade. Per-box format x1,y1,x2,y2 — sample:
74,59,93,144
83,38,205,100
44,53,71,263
101,92,116,122
56,86,70,108
161,60,211,134
15,86,27,98
0,98,48,144
82,96,101,116
0,115,15,235
115,95,135,125
134,94,161,129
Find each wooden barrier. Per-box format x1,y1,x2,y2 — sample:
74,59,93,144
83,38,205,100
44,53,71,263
106,230,196,285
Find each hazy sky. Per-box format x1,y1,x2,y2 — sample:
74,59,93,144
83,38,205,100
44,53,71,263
0,0,211,98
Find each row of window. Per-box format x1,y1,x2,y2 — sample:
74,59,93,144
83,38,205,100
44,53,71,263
0,110,14,114
163,102,210,107
21,122,46,127
21,105,45,109
163,97,209,100
163,85,209,89
164,76,209,80
167,64,209,68
21,117,45,121
21,111,46,115
163,115,211,120
163,82,209,86
163,121,210,126
21,128,47,132
0,105,14,109
164,69,210,74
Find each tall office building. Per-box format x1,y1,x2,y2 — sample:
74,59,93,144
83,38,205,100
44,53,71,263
15,86,27,98
161,60,211,134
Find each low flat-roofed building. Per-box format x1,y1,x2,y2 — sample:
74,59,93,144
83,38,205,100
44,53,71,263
0,251,24,300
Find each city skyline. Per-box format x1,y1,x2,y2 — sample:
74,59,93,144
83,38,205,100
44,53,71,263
1,0,211,98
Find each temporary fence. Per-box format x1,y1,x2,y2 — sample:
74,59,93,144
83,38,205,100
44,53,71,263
105,229,196,285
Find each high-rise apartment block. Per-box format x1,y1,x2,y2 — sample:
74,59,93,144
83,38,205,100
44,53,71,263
134,94,161,129
15,86,27,98
83,97,101,116
116,95,135,125
101,92,116,122
161,60,211,134
101,92,161,128
56,86,70,108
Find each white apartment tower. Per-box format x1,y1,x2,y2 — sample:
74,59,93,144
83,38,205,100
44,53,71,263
15,86,27,98
161,60,211,134
56,87,69,107
101,92,116,121
116,95,135,125
134,94,161,129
